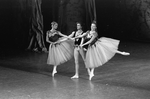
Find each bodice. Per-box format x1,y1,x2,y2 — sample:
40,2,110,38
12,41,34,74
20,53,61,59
48,31,60,42
74,30,83,45
84,31,98,45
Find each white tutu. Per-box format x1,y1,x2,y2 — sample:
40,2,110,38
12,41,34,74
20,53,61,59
47,38,74,66
85,37,120,68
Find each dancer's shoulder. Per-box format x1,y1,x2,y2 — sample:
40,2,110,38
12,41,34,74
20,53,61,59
47,30,52,34
92,31,98,37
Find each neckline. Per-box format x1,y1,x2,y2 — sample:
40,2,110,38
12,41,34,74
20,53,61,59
76,29,83,33
50,29,57,33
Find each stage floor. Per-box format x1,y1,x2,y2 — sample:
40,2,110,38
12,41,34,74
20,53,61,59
0,41,150,99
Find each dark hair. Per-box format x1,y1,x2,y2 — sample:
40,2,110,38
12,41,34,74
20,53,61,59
76,22,82,26
91,20,98,32
92,20,97,26
76,22,82,29
51,21,58,26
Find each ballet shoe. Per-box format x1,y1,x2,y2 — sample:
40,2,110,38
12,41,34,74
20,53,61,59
89,73,94,80
122,52,130,55
71,75,79,79
52,70,57,77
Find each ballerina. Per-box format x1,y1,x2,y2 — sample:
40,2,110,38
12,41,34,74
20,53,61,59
46,21,74,77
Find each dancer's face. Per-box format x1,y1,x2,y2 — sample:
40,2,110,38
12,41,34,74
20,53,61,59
52,23,58,29
77,23,82,30
91,23,96,31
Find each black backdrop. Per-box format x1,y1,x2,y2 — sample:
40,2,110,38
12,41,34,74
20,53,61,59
0,0,150,50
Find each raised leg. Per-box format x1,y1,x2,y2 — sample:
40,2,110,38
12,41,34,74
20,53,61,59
116,50,130,55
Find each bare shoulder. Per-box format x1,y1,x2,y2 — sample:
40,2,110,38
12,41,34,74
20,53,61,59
46,30,51,34
57,31,61,34
86,30,90,33
92,31,98,36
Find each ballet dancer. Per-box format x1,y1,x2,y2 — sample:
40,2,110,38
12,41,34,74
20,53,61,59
46,21,74,77
69,22,86,79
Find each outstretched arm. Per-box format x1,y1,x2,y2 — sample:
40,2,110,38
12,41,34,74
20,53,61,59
58,31,70,38
74,31,89,39
68,31,75,38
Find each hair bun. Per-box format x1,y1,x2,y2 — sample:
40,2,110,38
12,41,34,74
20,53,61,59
51,21,57,25
92,20,96,24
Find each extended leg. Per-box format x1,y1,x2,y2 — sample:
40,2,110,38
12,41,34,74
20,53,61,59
116,50,130,55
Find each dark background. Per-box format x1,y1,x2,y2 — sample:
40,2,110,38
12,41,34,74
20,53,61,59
0,0,150,50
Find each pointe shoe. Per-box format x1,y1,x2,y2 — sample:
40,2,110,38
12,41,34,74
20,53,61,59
122,52,130,55
52,70,57,77
89,73,94,80
71,75,79,79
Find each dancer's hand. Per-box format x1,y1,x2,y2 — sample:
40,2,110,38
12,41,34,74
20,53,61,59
53,42,58,44
70,37,75,41
79,44,83,47
67,37,74,41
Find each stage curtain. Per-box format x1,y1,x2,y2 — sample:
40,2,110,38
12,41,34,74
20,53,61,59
27,0,47,51
84,0,97,30
57,0,97,34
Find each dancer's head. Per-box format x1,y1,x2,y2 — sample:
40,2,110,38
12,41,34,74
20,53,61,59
51,21,58,29
91,21,97,31
76,22,82,30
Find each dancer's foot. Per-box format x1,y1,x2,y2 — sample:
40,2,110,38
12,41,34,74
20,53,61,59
71,75,79,79
33,48,39,52
52,70,57,77
42,48,47,52
87,68,91,76
121,52,130,55
89,73,94,80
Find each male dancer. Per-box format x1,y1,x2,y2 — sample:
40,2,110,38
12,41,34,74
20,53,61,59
69,22,85,79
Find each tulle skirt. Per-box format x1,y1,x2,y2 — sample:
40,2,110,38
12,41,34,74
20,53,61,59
47,38,74,66
85,37,120,68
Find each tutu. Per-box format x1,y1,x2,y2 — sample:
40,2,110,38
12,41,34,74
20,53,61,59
85,37,120,68
47,38,74,66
